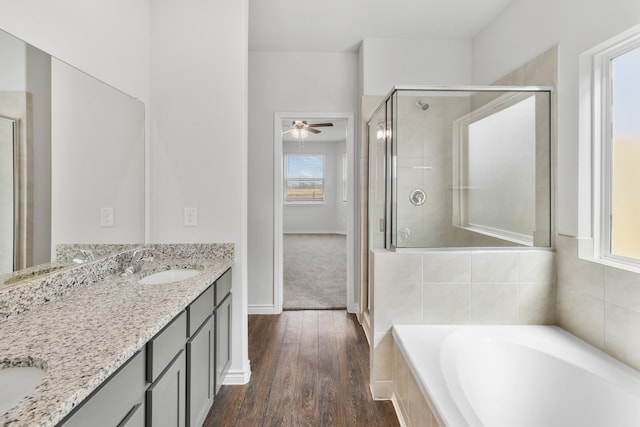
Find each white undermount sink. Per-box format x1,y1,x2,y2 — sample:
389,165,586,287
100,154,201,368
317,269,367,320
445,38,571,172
0,366,46,414
137,269,201,285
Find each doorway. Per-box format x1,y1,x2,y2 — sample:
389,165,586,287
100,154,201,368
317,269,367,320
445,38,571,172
273,112,355,313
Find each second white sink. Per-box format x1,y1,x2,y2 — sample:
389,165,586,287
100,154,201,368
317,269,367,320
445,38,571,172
137,269,201,285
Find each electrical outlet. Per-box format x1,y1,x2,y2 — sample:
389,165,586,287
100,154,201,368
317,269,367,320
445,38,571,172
101,207,114,227
184,207,197,227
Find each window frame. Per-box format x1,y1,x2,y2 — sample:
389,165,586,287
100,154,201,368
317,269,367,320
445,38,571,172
581,26,640,271
340,152,347,204
283,153,326,205
452,92,537,246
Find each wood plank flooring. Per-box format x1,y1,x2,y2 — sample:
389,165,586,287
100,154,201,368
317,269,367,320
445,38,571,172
203,310,399,427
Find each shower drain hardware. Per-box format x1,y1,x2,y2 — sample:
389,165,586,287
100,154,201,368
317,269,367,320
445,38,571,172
409,189,427,206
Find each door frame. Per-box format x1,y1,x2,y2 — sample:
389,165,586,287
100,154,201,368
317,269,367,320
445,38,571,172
273,111,356,313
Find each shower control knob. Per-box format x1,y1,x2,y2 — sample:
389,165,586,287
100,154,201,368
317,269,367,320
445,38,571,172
410,189,427,206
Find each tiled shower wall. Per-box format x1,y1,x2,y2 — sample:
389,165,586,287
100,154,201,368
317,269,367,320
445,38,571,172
557,234,640,371
370,248,556,398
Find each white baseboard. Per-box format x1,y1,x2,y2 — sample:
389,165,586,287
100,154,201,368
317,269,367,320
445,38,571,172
248,303,279,315
222,359,251,385
283,230,347,235
390,393,407,427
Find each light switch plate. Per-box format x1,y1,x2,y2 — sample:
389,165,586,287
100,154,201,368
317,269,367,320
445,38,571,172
184,207,197,227
101,207,114,227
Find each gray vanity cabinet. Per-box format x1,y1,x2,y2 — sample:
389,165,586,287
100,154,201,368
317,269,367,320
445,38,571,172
56,268,232,427
59,350,147,427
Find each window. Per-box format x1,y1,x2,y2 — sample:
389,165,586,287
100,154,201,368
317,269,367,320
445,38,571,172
285,154,324,203
452,93,541,246
607,45,640,261
582,27,640,269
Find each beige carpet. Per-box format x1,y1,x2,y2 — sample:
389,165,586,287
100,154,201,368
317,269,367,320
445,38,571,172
283,234,347,310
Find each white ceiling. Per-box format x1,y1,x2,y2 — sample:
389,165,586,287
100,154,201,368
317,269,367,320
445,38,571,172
249,0,515,52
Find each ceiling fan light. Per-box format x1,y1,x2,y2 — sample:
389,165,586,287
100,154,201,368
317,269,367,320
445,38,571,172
299,128,309,138
291,128,300,138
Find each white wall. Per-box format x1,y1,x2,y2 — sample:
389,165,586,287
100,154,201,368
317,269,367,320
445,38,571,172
0,30,26,87
150,0,250,383
283,140,346,234
248,51,358,308
360,38,473,96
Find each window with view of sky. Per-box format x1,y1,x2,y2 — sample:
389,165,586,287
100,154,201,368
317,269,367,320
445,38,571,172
611,45,640,259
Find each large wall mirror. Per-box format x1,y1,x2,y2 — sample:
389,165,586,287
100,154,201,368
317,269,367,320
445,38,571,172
0,28,145,277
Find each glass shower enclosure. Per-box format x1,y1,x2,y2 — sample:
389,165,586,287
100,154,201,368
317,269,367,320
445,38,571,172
368,86,552,251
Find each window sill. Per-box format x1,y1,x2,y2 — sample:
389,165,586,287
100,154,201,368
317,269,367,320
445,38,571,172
284,202,326,207
578,238,640,274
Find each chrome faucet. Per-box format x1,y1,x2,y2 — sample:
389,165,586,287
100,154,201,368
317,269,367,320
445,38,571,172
72,249,95,264
122,249,154,276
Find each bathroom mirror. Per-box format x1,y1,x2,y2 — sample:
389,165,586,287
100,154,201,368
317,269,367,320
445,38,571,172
0,28,145,279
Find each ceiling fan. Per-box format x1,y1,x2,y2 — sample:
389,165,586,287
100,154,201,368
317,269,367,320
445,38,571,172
282,120,333,138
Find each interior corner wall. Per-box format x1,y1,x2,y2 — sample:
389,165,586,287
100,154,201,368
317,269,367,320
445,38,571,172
471,0,640,236
360,38,473,96
248,51,358,308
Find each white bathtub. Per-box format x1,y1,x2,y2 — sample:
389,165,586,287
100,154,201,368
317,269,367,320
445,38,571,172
392,325,640,427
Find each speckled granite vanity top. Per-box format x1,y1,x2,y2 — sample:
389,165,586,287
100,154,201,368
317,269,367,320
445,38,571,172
0,244,233,427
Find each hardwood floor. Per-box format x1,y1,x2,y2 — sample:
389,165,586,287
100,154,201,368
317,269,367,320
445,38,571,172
203,310,400,427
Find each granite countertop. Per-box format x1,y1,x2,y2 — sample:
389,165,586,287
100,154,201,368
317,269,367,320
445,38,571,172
0,244,233,427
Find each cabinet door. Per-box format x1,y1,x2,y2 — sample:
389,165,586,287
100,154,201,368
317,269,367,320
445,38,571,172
146,350,186,427
215,294,232,394
186,315,215,427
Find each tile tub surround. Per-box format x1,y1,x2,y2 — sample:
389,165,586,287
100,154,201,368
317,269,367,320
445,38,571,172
0,244,233,426
369,248,556,398
392,341,441,427
557,234,640,372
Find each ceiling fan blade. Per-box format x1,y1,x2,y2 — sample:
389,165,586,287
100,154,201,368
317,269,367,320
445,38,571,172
307,128,321,134
307,122,333,128
282,129,292,134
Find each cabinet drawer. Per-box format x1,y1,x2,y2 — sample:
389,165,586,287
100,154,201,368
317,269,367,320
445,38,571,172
188,285,214,336
60,350,146,427
215,268,232,306
147,311,187,382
